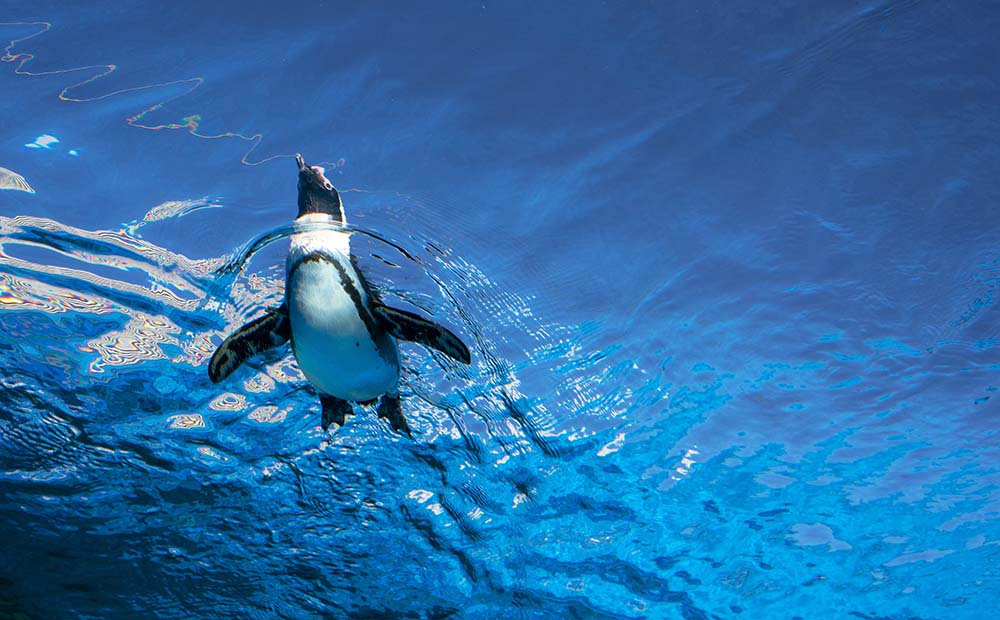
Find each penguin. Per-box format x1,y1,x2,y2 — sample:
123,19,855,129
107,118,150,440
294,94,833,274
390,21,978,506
207,154,470,435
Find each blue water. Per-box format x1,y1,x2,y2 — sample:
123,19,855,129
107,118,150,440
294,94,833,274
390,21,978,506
1,2,998,618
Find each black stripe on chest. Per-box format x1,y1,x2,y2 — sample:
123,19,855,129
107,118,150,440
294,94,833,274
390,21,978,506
290,252,381,341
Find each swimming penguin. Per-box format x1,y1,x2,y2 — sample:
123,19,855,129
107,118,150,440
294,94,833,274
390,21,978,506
208,154,470,435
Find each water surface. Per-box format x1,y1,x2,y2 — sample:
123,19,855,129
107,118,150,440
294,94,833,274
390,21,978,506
1,2,998,618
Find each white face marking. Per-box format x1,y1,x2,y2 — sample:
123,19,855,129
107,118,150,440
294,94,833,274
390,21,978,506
310,165,333,190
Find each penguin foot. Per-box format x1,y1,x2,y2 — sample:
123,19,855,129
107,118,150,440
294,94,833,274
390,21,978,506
320,394,352,430
377,394,412,437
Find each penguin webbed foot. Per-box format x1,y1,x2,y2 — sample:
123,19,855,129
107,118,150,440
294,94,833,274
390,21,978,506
377,393,412,438
320,394,352,431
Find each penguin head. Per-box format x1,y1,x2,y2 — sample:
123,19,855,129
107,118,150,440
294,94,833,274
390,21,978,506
296,153,344,221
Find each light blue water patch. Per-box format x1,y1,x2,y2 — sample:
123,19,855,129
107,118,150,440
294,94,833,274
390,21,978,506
24,134,59,149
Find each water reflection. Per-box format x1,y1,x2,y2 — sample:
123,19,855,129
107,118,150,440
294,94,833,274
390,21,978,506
0,166,34,194
0,199,665,619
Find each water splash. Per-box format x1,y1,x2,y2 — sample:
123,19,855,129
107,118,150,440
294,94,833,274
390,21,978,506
123,197,223,237
213,219,419,277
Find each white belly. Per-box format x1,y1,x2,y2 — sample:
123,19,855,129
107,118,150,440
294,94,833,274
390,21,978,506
286,256,399,402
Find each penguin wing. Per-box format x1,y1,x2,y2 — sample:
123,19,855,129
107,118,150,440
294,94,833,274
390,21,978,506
208,305,291,383
371,303,471,364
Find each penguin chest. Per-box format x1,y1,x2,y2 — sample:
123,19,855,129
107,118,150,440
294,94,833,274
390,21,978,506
286,257,399,401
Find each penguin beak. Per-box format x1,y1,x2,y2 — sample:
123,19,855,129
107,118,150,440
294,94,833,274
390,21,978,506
295,153,307,172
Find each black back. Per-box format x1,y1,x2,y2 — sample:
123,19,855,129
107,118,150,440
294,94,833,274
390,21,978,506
296,153,344,221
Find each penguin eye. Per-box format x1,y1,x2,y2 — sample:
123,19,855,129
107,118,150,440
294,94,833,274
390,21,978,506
324,182,333,191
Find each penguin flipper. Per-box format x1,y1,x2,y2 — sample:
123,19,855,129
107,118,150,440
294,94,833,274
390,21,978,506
370,304,471,364
320,394,352,430
377,393,412,437
208,306,290,383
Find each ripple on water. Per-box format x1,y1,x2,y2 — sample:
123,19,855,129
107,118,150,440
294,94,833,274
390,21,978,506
0,194,670,619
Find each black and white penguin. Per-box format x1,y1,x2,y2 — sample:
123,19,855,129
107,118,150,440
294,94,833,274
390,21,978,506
208,154,470,435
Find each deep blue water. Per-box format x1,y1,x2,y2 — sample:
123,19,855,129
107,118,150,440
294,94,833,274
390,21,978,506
1,1,999,618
